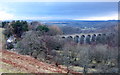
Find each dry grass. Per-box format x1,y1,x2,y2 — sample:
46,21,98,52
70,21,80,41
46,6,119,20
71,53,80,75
0,28,5,43
0,28,4,42
0,28,5,49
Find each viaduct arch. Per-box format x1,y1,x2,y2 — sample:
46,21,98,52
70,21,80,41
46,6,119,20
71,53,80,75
59,33,107,44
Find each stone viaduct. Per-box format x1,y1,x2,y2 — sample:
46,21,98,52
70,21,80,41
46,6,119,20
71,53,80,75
58,33,107,44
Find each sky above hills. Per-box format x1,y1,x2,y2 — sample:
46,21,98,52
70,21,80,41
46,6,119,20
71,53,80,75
0,2,118,20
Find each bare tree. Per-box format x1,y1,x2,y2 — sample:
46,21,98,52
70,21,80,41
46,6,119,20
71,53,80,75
47,25,63,36
17,31,45,55
17,31,65,61
89,44,118,73
55,43,90,74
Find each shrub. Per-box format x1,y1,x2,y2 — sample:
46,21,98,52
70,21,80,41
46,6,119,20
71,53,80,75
6,43,14,49
36,25,49,32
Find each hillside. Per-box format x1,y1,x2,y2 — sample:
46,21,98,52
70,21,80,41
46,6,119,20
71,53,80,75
1,48,78,74
1,50,71,73
0,28,79,74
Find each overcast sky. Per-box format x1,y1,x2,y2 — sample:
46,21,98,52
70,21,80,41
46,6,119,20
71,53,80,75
0,2,118,20
1,0,119,2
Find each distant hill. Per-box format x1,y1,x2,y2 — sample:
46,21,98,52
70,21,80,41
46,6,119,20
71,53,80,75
43,20,118,28
3,19,118,29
